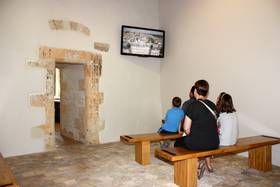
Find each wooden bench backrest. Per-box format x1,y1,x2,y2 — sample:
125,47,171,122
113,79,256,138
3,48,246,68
0,153,19,187
155,135,280,162
120,133,182,143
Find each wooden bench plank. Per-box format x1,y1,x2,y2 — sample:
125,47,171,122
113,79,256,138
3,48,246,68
174,158,198,187
155,135,280,187
249,145,272,172
120,133,182,165
155,135,280,162
0,153,19,187
120,133,182,143
135,141,150,165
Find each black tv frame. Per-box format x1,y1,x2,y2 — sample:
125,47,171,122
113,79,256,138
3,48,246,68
120,25,165,58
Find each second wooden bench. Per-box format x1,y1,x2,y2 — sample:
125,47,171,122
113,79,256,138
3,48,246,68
155,135,280,187
120,133,182,165
0,153,19,187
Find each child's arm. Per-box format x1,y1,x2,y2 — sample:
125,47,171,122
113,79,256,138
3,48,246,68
161,113,167,127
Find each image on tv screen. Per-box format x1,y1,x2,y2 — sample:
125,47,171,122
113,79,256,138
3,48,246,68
121,26,164,58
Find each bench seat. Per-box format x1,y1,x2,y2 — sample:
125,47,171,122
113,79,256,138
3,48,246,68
155,135,280,187
0,153,19,187
120,133,182,165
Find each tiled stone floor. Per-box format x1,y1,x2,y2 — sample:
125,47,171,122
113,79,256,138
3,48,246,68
5,142,280,187
55,123,80,148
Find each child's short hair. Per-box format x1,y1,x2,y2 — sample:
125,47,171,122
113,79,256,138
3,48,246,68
172,97,182,107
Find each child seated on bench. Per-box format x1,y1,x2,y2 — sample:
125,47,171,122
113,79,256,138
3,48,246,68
204,92,238,173
217,93,239,146
158,97,184,148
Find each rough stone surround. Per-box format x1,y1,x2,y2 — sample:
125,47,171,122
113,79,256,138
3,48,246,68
28,46,104,149
49,19,90,36
94,42,110,52
6,142,280,187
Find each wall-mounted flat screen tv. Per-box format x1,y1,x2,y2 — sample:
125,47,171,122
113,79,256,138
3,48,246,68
121,25,165,58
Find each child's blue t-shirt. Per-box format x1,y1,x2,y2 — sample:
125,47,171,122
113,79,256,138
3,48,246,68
162,107,185,132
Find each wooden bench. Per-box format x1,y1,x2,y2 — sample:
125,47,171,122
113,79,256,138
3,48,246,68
0,153,19,187
120,133,182,165
155,135,280,187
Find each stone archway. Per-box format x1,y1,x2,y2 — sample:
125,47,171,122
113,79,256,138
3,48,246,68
28,46,104,150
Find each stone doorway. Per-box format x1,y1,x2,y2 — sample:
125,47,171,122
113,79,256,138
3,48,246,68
55,63,85,145
29,46,104,150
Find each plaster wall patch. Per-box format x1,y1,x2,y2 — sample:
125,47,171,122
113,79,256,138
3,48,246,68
31,126,45,139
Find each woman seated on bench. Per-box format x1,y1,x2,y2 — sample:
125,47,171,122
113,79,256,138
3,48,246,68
174,79,219,179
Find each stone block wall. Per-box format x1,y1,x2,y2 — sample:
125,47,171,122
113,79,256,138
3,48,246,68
26,18,108,149
49,19,90,36
28,46,104,149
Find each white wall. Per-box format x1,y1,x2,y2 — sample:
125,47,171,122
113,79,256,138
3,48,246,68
0,0,162,157
159,0,280,166
3,0,278,166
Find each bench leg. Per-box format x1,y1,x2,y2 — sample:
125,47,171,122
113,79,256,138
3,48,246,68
135,141,150,165
174,158,197,187
249,145,272,172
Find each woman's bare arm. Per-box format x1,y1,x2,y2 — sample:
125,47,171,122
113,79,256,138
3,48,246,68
183,115,192,135
178,118,184,134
